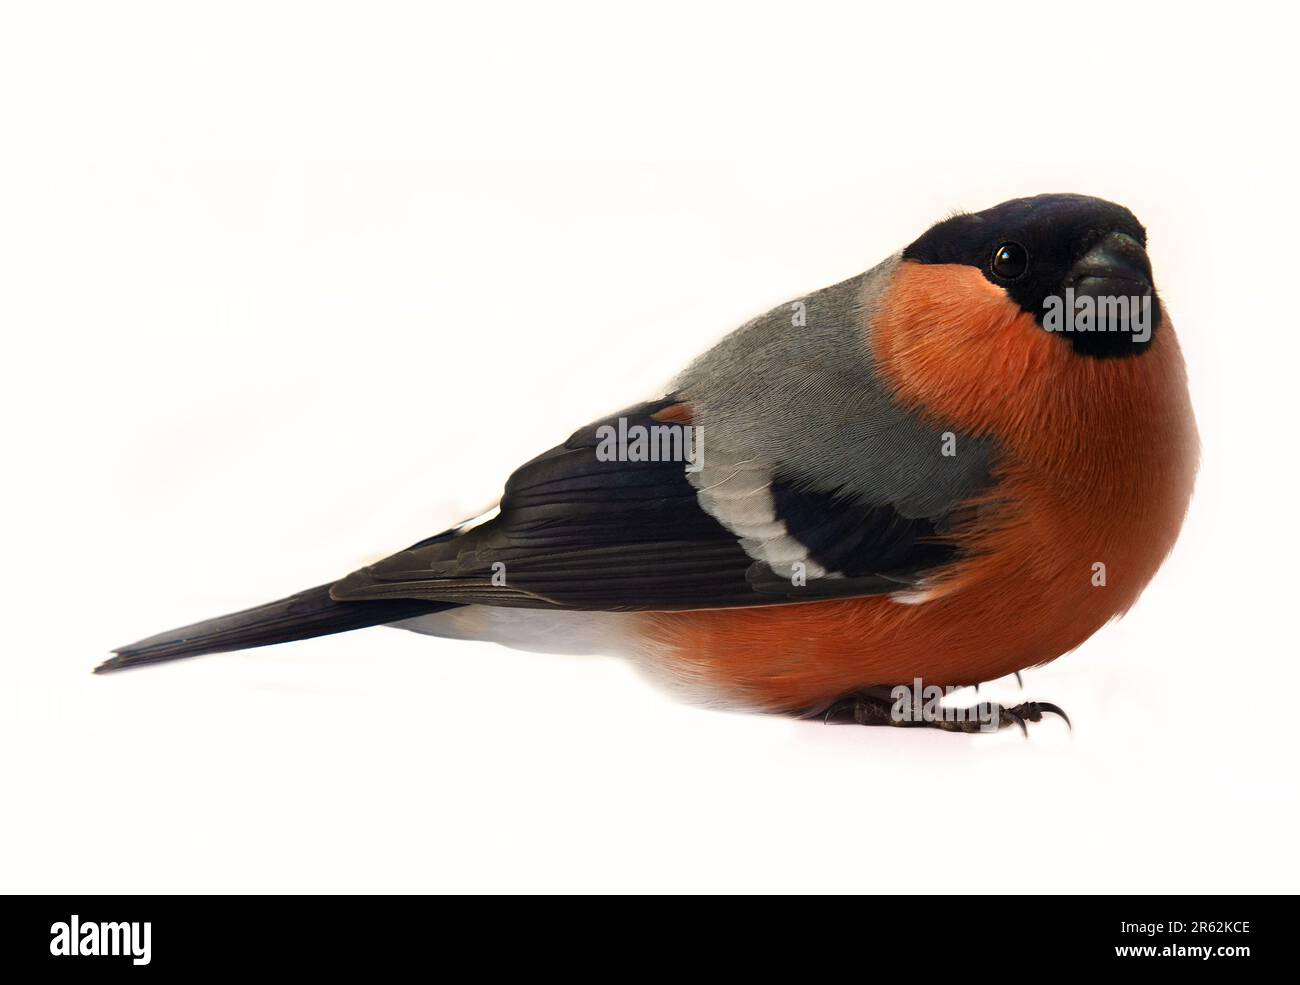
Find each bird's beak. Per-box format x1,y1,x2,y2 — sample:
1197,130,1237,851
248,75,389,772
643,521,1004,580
1070,231,1152,288
1073,230,1153,294
1064,231,1160,337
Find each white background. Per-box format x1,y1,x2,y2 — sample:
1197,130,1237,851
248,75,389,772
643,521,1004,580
2,1,1296,893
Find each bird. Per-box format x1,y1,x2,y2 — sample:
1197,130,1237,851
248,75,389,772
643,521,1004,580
100,193,1199,734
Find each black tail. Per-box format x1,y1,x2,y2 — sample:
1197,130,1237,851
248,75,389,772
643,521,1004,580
97,583,453,673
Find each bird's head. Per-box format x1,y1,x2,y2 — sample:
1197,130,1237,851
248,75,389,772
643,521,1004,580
900,193,1159,358
872,193,1185,455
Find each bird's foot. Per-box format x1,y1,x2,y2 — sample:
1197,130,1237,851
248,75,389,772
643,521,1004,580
812,684,1070,736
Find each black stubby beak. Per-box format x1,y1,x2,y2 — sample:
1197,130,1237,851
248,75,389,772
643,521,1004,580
1060,231,1161,357
1070,231,1153,296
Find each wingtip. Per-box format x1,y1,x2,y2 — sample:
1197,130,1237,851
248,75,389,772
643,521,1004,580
94,653,128,674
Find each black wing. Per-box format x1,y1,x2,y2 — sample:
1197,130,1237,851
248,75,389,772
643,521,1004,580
329,399,976,611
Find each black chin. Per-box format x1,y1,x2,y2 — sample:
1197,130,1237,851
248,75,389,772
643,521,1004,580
1062,311,1160,358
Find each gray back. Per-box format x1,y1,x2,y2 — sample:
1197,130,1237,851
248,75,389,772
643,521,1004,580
673,255,997,519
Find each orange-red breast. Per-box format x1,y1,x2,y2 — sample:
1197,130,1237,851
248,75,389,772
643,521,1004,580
103,194,1198,734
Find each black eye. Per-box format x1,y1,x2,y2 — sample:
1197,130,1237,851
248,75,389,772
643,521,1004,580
990,241,1029,280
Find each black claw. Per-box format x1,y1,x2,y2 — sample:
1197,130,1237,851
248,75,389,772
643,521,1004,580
1004,700,1072,735
1032,701,1072,731
822,697,856,724
1014,671,1024,688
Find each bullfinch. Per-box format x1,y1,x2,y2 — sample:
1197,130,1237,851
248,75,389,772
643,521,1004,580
101,193,1198,734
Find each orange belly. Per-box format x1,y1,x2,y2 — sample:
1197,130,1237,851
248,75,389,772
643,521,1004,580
639,455,1192,712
